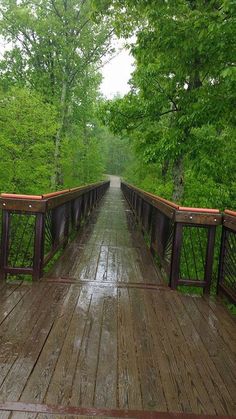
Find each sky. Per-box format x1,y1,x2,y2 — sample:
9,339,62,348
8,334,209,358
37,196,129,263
100,38,135,99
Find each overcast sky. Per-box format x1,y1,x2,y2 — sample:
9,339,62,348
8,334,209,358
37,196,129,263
100,38,135,99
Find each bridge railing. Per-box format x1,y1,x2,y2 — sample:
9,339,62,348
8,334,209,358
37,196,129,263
0,181,109,280
121,181,222,294
218,210,236,302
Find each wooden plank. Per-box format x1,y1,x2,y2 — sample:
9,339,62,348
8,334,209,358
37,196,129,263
19,285,81,405
168,292,236,415
193,297,236,355
3,400,236,418
0,281,10,292
95,246,109,281
175,211,221,226
180,294,236,401
117,288,142,409
128,288,167,411
0,283,30,325
45,243,82,278
93,289,118,408
0,284,69,403
223,213,236,232
0,284,60,391
70,245,100,280
69,288,109,407
152,290,217,414
45,286,92,406
206,298,236,340
106,247,118,282
45,278,168,291
0,198,46,213
0,281,22,297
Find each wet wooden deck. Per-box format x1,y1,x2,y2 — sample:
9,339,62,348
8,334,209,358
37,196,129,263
0,177,235,418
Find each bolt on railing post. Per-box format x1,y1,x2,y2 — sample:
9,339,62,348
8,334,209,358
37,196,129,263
33,213,45,280
169,222,183,289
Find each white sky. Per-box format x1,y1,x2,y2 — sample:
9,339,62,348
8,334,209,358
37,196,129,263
100,38,135,99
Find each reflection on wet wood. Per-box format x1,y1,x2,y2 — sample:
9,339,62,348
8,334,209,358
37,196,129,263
0,180,235,417
0,282,235,416
47,187,162,285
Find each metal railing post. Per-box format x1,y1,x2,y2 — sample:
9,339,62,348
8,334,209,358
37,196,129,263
33,213,45,280
0,210,10,281
169,223,183,289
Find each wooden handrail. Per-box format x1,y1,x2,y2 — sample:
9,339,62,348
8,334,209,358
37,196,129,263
0,180,110,280
0,181,108,212
122,181,222,225
121,181,223,294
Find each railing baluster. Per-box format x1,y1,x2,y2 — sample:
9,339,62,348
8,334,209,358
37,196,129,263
170,223,183,289
33,213,45,280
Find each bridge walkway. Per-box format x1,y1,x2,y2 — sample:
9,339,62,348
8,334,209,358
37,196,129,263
0,177,235,418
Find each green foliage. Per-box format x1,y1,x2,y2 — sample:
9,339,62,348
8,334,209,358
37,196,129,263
0,87,57,193
101,0,236,209
103,132,133,176
0,0,113,191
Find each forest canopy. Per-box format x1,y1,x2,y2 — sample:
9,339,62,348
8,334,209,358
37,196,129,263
0,0,235,210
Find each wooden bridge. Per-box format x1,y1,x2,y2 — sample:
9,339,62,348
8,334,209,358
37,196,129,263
0,176,235,418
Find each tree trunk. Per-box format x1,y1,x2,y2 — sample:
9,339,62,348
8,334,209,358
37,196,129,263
171,67,201,202
51,79,68,189
161,158,169,182
172,154,184,202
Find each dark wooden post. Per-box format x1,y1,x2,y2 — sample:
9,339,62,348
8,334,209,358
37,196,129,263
217,226,227,295
33,213,45,280
150,209,157,256
63,202,71,248
169,222,183,289
203,225,216,294
0,210,10,281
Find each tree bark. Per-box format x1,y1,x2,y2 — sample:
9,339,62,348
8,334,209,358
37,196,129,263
172,154,184,202
171,67,201,202
51,78,68,189
161,158,169,182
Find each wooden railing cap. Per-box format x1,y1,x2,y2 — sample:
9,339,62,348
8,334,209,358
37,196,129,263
225,209,236,217
0,181,109,212
42,189,70,198
1,193,43,200
121,180,223,224
178,206,220,214
121,181,221,215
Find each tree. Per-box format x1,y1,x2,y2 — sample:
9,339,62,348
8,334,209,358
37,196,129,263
0,87,58,193
0,0,113,188
101,0,236,205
